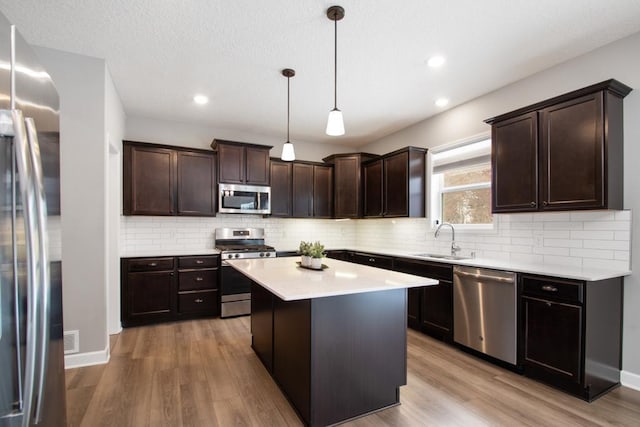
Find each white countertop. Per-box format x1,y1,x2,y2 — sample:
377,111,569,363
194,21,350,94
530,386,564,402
343,247,630,282
225,257,438,301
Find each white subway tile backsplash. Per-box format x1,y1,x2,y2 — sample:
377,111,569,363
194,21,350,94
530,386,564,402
121,210,632,271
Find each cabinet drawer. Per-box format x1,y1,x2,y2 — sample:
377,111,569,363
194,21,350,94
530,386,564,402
352,253,394,270
394,258,452,281
178,269,218,291
179,290,218,314
178,255,219,269
127,257,174,272
522,275,583,304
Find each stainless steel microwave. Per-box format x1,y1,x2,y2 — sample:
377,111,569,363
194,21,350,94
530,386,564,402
218,183,271,214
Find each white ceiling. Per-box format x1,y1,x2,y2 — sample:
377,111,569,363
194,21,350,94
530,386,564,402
2,0,640,148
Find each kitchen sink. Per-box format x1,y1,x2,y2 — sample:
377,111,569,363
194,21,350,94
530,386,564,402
413,253,471,261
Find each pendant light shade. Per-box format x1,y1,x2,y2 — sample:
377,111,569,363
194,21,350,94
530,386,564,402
326,108,344,136
326,5,345,136
280,68,296,161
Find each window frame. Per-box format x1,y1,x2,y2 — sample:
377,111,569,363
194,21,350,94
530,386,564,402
428,134,494,232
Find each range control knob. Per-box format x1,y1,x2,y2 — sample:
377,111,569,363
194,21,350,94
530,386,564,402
260,252,265,257
265,252,271,257
234,254,240,259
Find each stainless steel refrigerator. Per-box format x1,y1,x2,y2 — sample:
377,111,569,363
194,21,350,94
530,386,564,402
0,10,67,427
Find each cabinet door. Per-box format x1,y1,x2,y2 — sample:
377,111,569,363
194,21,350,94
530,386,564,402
177,151,216,216
363,159,383,217
292,163,313,217
126,271,176,323
540,93,604,210
246,146,270,185
522,296,582,383
218,143,245,184
491,112,538,213
126,145,175,215
334,156,361,218
421,280,453,340
270,160,292,217
313,165,333,218
383,152,409,217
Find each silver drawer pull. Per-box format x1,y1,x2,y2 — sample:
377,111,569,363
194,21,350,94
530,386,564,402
369,258,375,262
148,262,157,267
195,277,204,281
196,260,204,264
194,298,204,303
541,285,558,292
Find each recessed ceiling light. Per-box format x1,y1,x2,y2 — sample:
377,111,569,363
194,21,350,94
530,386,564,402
427,55,446,68
435,98,449,107
193,94,209,105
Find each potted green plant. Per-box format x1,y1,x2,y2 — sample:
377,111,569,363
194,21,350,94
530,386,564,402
299,241,312,267
309,241,325,269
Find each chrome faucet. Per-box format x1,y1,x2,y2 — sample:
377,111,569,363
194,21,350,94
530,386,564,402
434,222,461,256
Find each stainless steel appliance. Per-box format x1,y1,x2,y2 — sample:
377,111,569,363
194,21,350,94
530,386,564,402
453,266,517,365
1,12,66,427
215,228,275,318
218,183,271,215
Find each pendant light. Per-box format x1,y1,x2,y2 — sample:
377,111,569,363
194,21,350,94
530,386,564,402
280,68,296,161
326,5,345,136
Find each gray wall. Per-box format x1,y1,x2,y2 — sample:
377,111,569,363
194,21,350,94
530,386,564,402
126,115,353,163
34,47,116,356
361,31,640,381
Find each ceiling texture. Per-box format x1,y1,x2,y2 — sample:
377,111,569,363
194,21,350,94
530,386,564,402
2,0,640,148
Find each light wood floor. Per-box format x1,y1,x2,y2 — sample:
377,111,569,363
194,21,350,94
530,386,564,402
65,316,640,426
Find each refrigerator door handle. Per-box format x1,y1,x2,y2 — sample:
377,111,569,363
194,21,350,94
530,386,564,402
25,117,50,424
10,108,41,427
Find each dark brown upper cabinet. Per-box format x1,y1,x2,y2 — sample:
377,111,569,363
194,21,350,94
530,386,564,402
363,147,427,218
270,158,292,217
322,153,378,218
486,79,631,213
211,139,271,185
123,141,216,216
291,162,334,218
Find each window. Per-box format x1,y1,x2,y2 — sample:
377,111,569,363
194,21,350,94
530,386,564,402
430,138,492,227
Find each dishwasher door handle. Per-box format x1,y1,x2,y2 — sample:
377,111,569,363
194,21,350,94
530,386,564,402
454,270,515,284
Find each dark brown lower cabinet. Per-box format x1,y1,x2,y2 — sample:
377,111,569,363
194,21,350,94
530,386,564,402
122,254,220,327
520,274,623,401
394,258,453,342
252,284,407,427
351,252,394,270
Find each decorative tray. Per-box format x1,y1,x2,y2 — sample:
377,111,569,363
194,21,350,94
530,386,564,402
296,261,329,271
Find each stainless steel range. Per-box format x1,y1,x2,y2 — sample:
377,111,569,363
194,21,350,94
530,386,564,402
215,228,275,317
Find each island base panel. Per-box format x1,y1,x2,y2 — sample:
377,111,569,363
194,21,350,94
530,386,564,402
255,286,408,427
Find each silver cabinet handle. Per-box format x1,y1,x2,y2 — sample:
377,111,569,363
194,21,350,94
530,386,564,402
369,258,375,262
194,298,204,303
149,262,158,267
195,277,204,282
195,260,204,264
541,285,558,292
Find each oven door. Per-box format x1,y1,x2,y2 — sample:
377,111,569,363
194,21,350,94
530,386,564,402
220,261,252,317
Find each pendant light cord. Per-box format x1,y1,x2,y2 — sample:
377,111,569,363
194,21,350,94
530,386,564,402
333,15,338,110
287,75,291,143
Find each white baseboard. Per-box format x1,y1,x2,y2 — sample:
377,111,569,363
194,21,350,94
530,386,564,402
64,346,110,369
621,370,640,391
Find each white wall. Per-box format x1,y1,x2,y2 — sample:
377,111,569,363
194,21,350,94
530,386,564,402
34,48,110,359
126,115,352,163
361,31,640,385
105,69,125,336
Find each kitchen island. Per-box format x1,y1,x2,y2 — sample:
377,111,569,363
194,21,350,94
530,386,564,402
226,256,437,426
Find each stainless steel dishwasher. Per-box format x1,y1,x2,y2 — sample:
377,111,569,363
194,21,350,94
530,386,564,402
453,266,517,365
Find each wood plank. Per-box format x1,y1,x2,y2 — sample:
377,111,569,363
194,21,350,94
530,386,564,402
66,317,640,427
